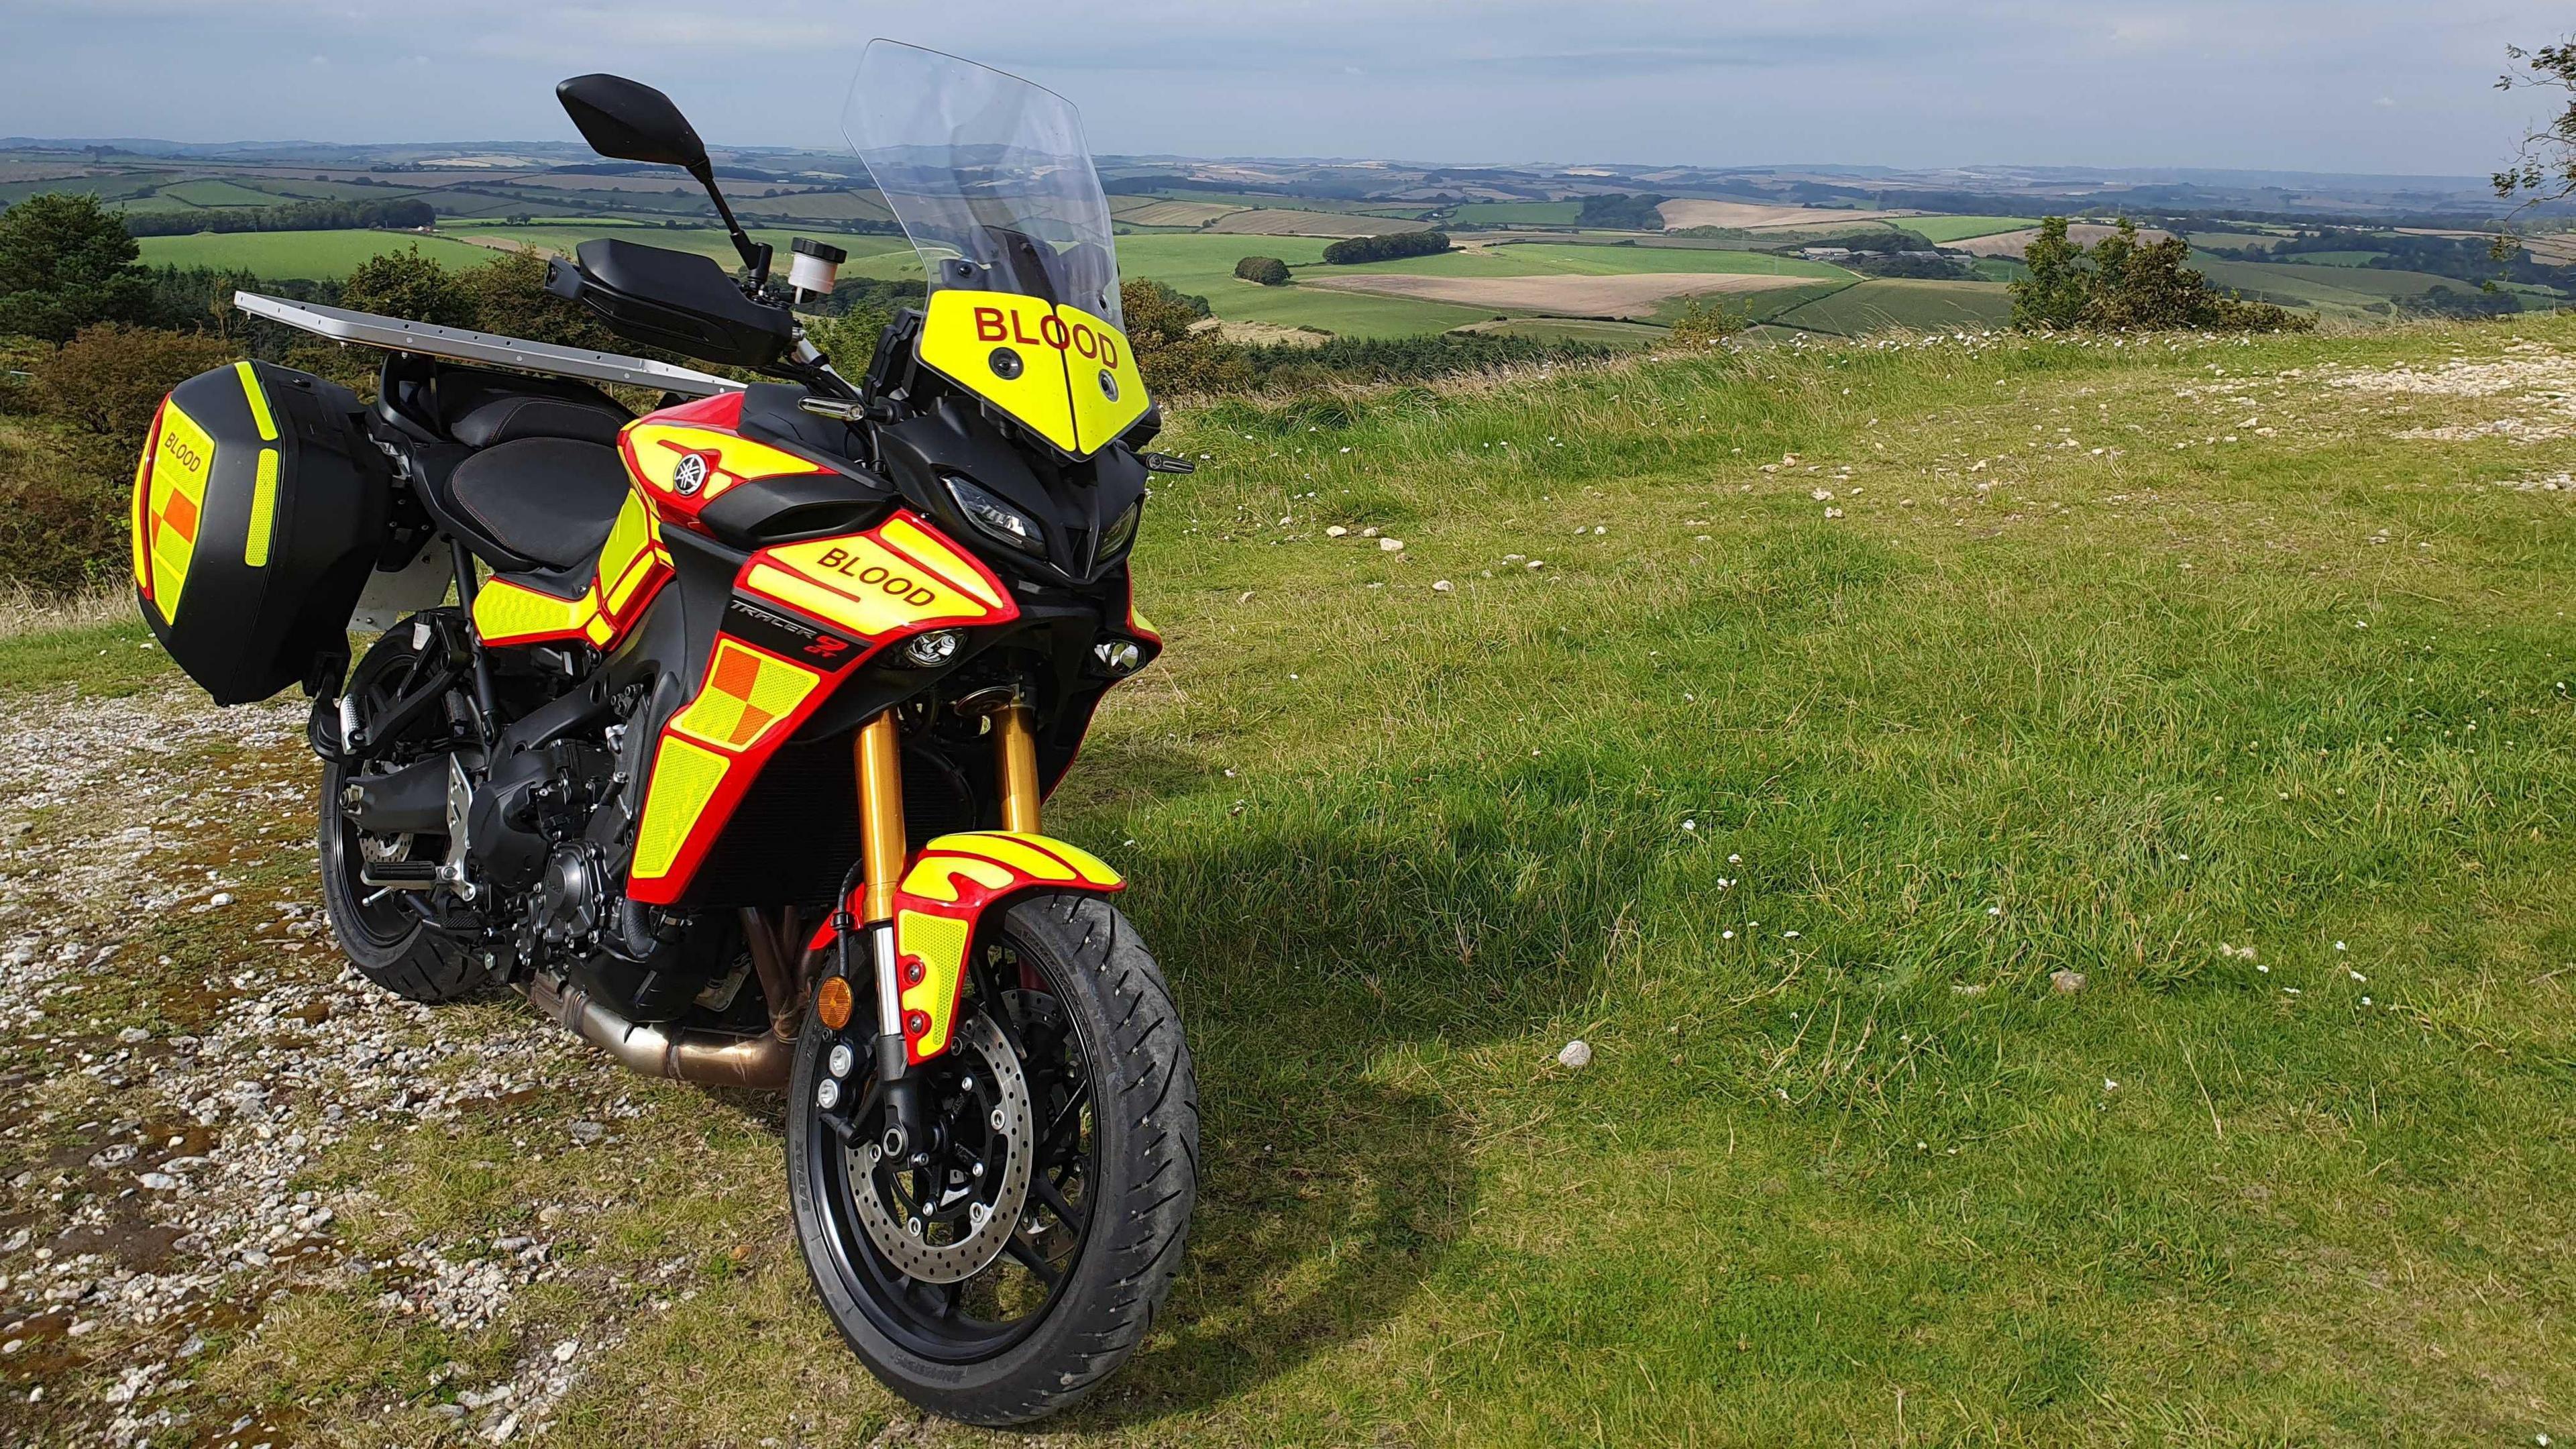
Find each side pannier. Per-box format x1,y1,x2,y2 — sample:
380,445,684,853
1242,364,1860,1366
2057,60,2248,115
131,362,390,704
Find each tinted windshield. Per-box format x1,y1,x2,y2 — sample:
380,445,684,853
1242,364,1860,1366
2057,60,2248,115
845,41,1122,327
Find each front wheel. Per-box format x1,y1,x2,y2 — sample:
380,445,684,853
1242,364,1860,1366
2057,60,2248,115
787,892,1197,1426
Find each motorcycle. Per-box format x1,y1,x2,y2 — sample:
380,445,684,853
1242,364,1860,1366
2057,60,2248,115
126,41,1195,1424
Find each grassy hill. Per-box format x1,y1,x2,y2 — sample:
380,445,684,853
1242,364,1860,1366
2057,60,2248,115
7,315,2575,1445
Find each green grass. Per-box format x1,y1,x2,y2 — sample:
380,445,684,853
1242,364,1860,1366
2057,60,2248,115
1040,315,2576,1442
1904,215,2041,244
13,316,2576,1445
1766,278,2015,334
2188,253,2513,315
133,227,498,276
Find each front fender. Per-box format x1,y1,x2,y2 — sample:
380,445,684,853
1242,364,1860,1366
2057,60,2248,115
838,831,1124,1064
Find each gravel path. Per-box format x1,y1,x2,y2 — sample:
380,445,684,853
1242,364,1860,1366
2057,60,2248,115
0,683,663,1447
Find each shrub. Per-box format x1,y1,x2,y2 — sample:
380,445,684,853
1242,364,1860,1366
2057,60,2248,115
1119,278,1250,395
0,193,157,344
1321,231,1451,265
1234,256,1291,286
2012,217,2310,333
0,427,130,592
1666,296,1747,347
337,246,477,329
28,323,234,437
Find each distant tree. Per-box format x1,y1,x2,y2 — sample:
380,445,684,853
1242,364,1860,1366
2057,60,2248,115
2011,218,2308,333
0,193,157,344
27,322,233,435
1576,194,1668,229
1322,230,1451,264
121,197,436,238
337,245,477,328
1233,256,1291,286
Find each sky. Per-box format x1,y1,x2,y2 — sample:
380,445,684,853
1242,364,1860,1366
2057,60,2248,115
2,0,2567,176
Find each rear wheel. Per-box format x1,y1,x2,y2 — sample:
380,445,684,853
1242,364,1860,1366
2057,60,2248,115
787,892,1196,1426
318,626,488,1004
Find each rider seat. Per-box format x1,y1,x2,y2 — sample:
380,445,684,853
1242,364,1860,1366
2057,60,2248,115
444,437,634,572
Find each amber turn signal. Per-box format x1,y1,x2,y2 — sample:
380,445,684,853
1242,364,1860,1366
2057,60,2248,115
816,975,853,1031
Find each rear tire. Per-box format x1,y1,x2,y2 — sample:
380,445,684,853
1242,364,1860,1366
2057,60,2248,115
787,892,1197,1426
317,625,489,1004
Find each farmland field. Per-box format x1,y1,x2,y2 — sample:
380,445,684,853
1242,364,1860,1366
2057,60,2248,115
1111,199,1247,228
1443,201,1584,227
1205,208,1429,238
1904,214,2041,244
1950,223,2178,257
1309,268,1817,319
1656,199,1911,230
1764,278,2014,333
1331,241,1851,280
9,317,2576,1447
134,227,498,274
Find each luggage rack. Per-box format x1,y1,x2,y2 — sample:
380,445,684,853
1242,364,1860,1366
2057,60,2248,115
233,290,746,398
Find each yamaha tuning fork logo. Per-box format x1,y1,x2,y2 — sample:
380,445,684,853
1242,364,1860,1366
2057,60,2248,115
671,453,710,496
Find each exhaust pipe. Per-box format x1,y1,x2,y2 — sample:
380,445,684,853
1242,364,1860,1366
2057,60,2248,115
524,973,792,1091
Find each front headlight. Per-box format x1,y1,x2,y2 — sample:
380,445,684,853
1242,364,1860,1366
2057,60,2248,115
1097,499,1142,558
943,474,1046,557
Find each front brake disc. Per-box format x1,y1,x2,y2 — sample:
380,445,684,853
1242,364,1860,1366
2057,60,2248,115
849,1012,1034,1283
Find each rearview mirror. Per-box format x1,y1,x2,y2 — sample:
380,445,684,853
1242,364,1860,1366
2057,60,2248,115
556,74,708,171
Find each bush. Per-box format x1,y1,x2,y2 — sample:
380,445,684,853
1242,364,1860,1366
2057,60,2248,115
1234,256,1291,286
28,323,234,437
0,427,130,592
337,246,477,329
0,193,157,344
1321,231,1451,265
1120,278,1251,395
1666,296,1746,347
2012,217,2311,333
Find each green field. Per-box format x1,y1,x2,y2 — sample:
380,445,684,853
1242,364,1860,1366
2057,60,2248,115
1456,315,1672,347
2191,252,2532,315
1442,201,1584,226
1903,214,2041,243
2282,250,2390,267
1333,241,1853,281
154,177,298,209
9,317,2576,1446
135,227,498,274
1766,278,2015,333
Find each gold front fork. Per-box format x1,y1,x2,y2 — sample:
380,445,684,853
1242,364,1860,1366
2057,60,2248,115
995,700,1041,835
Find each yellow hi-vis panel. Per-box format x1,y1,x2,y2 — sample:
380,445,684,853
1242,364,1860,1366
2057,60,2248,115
914,289,1150,458
472,576,596,644
143,400,217,625
632,735,731,882
894,910,973,1058
1059,301,1150,450
244,447,279,567
747,532,1000,641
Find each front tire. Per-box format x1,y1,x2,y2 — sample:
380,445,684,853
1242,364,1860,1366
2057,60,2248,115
787,892,1197,1426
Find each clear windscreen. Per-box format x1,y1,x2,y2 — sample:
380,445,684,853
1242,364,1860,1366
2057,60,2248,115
844,41,1123,328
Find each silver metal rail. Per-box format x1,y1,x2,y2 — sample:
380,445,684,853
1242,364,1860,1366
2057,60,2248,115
232,290,745,398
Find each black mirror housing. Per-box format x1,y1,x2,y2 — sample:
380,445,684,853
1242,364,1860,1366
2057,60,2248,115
557,74,709,171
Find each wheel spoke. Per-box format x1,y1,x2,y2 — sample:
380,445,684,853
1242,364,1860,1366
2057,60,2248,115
1039,1081,1089,1159
1029,1171,1083,1234
1002,1232,1061,1287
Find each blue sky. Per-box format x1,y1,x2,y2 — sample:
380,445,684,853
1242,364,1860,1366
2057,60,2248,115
3,1,2565,175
